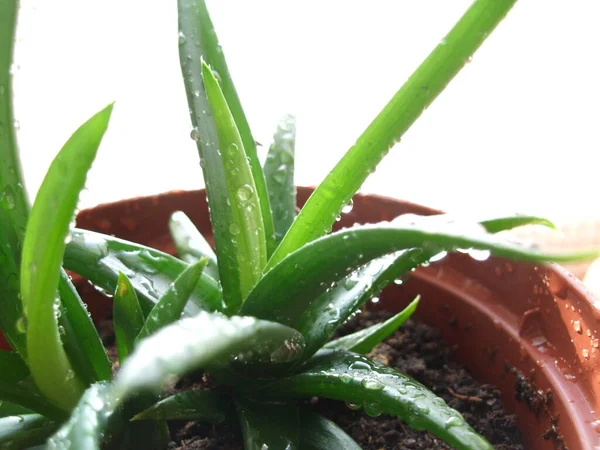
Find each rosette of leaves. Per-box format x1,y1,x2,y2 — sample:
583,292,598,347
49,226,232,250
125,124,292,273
0,0,592,449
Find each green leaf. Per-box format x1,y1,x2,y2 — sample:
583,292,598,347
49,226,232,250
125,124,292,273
113,272,145,364
0,402,32,418
114,312,304,397
296,213,558,360
325,296,419,354
178,0,275,257
0,351,66,420
57,271,112,384
169,211,219,280
21,104,114,412
0,414,58,450
64,229,222,314
480,214,555,233
267,0,519,270
299,410,361,450
0,0,29,266
135,258,208,342
255,350,493,450
47,382,120,450
133,390,233,423
201,61,267,309
243,222,599,326
0,233,26,358
263,115,296,245
236,397,299,450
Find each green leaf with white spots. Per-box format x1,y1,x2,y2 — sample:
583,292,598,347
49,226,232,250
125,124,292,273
133,390,233,423
0,414,58,450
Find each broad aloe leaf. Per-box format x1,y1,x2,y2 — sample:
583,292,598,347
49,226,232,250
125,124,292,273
263,115,296,245
0,0,29,265
256,350,493,450
21,104,113,411
169,211,219,280
325,296,420,354
0,402,32,418
47,382,120,450
133,390,233,423
267,0,519,270
64,229,222,314
201,61,267,308
236,397,299,450
296,214,559,359
0,351,66,420
113,273,145,363
243,222,599,326
299,410,361,450
114,312,304,396
178,0,275,257
57,271,112,384
0,414,57,449
136,258,208,342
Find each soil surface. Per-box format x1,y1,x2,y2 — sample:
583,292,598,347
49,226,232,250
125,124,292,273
100,309,524,450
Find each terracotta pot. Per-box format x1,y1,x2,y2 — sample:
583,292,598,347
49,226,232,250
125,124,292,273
4,188,600,449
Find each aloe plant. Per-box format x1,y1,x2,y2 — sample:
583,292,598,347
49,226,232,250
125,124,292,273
0,0,593,449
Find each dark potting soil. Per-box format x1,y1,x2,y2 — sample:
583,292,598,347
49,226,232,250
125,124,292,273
99,309,524,450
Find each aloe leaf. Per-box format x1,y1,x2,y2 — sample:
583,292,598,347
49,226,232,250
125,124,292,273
480,215,555,233
325,296,420,354
178,0,245,315
20,104,113,412
263,115,296,245
296,213,558,359
169,211,219,280
267,0,519,270
256,350,493,450
201,61,267,308
236,397,299,450
114,312,303,397
243,222,599,326
0,0,29,266
0,414,58,449
47,382,120,450
136,258,208,342
0,351,66,420
64,229,222,314
57,271,112,384
113,273,145,364
0,232,26,358
0,402,32,418
299,410,361,450
179,0,275,257
133,390,233,423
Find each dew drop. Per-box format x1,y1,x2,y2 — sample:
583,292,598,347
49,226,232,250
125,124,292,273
349,361,371,371
583,349,590,359
345,402,361,411
340,373,352,384
178,31,186,45
0,185,16,210
15,316,27,333
445,416,463,429
342,199,354,214
362,378,384,390
573,320,582,334
363,401,383,417
236,184,254,202
229,223,241,235
190,128,200,141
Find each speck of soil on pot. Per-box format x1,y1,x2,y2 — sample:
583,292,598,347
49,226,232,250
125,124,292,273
99,309,525,450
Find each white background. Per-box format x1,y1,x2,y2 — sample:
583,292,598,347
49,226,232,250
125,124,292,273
11,1,600,225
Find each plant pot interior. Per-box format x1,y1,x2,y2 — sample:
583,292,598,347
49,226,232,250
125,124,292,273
67,188,600,450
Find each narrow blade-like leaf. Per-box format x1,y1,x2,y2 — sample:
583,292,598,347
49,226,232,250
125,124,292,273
64,229,222,314
21,104,113,411
236,397,299,450
255,350,493,450
299,410,361,450
296,213,559,359
325,296,420,354
169,211,219,280
0,402,32,418
133,390,233,423
0,351,66,420
480,215,555,233
135,258,208,342
202,61,267,308
57,271,112,384
243,222,599,326
113,272,145,363
114,312,304,397
0,0,29,265
267,0,519,269
263,115,296,245
179,0,275,256
0,414,57,450
47,382,120,450
0,234,26,358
